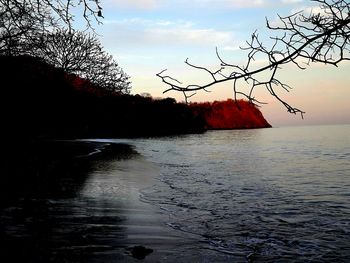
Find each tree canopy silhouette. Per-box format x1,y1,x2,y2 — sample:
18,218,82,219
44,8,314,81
0,0,131,94
0,0,101,53
0,0,102,32
30,28,131,94
157,0,350,117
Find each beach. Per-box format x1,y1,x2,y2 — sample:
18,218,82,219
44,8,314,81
0,140,196,262
2,125,350,262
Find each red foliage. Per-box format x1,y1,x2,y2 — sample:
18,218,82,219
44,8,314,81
190,99,271,129
64,73,121,97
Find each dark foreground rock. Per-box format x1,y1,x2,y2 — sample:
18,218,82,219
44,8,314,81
127,245,154,260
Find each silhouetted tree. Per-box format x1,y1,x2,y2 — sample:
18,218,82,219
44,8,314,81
0,1,130,94
85,50,131,94
157,0,350,117
0,0,49,54
0,0,103,55
30,28,131,94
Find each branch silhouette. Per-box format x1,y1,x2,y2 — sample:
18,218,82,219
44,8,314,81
157,0,350,117
29,28,131,94
0,0,104,54
0,1,130,95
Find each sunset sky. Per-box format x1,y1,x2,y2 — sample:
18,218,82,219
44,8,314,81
87,0,349,127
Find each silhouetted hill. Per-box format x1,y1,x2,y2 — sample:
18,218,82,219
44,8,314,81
1,55,271,141
1,55,204,140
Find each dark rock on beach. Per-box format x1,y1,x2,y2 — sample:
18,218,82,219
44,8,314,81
127,245,154,260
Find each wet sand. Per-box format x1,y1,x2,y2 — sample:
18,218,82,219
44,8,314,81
0,140,194,262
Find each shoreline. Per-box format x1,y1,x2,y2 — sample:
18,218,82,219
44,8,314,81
0,139,198,262
1,140,138,199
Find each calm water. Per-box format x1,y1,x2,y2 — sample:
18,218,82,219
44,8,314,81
1,125,350,262
125,124,350,262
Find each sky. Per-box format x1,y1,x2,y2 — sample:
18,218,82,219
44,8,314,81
83,0,349,127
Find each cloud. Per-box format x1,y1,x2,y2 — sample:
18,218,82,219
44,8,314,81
103,0,274,10
267,3,327,28
103,0,158,9
281,0,303,4
290,4,335,18
223,45,241,51
105,18,194,28
103,18,235,48
145,27,233,46
192,0,266,8
176,0,306,9
102,0,306,11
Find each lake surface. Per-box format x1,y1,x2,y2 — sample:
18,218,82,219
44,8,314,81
1,124,350,262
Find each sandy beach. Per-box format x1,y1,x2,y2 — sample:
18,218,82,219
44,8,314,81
0,140,196,262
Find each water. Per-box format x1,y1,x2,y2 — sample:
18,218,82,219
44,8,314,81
124,124,350,262
1,125,350,262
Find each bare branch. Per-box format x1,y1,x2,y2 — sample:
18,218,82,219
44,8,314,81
157,0,350,117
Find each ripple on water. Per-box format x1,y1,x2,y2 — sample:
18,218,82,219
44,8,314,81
135,126,350,262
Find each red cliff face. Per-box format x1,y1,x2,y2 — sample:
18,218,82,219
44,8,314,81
190,99,272,129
